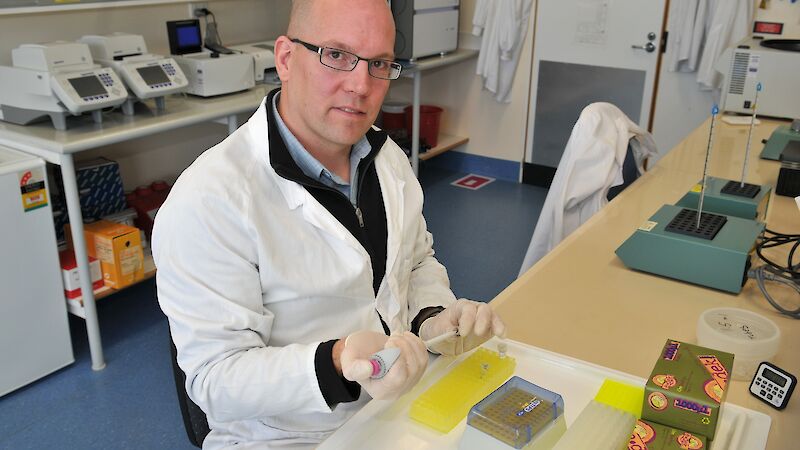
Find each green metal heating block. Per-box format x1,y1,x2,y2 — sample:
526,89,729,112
616,204,764,294
676,176,771,221
761,123,800,161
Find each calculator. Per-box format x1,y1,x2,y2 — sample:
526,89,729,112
749,362,796,410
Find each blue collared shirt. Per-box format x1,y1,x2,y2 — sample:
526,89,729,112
271,92,372,206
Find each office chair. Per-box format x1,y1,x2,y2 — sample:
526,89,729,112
169,337,211,448
606,142,640,201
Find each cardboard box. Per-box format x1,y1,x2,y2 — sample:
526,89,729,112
66,220,144,289
643,339,734,441
628,419,708,450
59,249,103,299
54,157,127,222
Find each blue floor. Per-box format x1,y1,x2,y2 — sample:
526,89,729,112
0,165,547,449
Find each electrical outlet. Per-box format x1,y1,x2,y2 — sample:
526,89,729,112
188,2,208,19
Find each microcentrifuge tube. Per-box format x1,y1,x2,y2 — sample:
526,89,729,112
498,342,508,359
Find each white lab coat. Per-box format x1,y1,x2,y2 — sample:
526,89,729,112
473,0,533,103
473,0,500,87
153,98,456,449
666,0,708,73
518,103,658,276
696,0,752,90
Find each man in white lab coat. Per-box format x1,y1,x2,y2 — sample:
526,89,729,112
153,0,505,448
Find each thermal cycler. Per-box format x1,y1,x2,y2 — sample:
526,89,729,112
79,33,188,115
166,19,254,97
718,36,800,120
229,41,276,83
0,41,128,130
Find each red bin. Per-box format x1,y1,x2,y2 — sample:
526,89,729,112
126,180,171,238
404,105,443,147
380,102,408,132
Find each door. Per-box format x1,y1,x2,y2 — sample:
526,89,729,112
524,0,667,179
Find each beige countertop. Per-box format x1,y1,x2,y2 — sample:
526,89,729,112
494,117,799,450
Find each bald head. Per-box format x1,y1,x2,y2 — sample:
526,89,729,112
287,0,395,39
274,0,397,157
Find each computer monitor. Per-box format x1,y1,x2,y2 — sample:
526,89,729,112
166,19,203,55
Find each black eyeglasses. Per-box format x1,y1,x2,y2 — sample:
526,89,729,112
290,38,402,80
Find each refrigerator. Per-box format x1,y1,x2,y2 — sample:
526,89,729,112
0,145,74,397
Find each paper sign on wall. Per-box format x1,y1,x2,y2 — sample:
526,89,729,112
575,0,609,45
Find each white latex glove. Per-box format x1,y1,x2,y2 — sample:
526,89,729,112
340,330,428,400
419,299,506,356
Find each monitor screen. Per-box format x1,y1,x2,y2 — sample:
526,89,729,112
177,24,202,48
167,19,203,55
762,367,786,387
68,75,106,98
137,65,170,86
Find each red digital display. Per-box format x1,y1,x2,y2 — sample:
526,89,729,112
753,21,783,35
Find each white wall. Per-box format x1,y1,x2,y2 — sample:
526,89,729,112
417,0,800,168
0,0,289,189
651,3,714,158
651,0,800,159
387,0,536,164
0,0,289,64
754,0,800,38
4,0,797,184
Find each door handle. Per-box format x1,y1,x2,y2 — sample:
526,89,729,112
631,42,656,53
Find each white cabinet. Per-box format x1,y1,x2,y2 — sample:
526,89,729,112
0,146,73,397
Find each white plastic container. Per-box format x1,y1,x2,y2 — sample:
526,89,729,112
697,308,781,381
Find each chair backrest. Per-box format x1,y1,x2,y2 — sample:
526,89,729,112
169,337,211,448
606,142,640,201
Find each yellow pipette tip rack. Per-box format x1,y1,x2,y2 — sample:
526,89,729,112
410,347,516,433
593,378,644,419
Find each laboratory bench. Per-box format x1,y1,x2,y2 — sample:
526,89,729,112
492,117,798,450
0,48,477,371
320,117,797,449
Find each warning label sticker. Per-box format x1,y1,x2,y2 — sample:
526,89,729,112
18,167,48,212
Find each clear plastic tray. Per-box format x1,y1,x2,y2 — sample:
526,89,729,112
319,338,771,450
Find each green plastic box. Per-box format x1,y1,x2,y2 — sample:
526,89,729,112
628,419,708,450
642,339,734,441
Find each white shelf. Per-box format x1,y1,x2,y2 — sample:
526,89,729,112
418,134,468,161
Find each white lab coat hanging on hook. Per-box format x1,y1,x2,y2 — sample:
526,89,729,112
696,0,753,90
473,0,533,103
666,0,708,73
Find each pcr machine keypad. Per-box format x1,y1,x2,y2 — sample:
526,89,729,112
99,73,114,87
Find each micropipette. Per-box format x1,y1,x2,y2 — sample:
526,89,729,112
423,328,460,350
368,328,460,379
